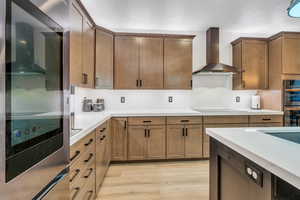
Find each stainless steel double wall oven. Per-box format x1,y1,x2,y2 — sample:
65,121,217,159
1,0,70,199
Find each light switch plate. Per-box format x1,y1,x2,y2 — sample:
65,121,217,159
168,96,173,103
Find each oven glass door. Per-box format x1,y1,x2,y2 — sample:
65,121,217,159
5,0,64,181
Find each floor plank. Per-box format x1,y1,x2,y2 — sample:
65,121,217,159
97,160,209,200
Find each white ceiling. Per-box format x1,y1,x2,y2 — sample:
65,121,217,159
82,0,300,34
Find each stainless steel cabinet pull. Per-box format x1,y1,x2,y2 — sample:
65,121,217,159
84,153,93,163
84,139,93,146
72,187,80,200
84,168,93,178
70,151,80,162
70,169,80,182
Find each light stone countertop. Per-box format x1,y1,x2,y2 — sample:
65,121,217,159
70,108,283,146
207,127,300,190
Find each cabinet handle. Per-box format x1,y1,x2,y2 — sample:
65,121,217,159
242,80,246,88
70,169,80,183
136,80,139,87
182,128,185,137
100,135,106,141
190,80,193,88
100,128,106,132
143,120,152,123
84,139,93,146
185,128,188,136
86,191,94,200
181,120,189,123
70,151,80,162
84,153,93,163
82,73,88,84
71,187,80,200
144,129,147,137
124,121,127,129
148,129,150,137
140,80,143,87
262,118,272,121
84,168,93,178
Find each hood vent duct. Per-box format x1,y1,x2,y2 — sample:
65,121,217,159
193,27,237,74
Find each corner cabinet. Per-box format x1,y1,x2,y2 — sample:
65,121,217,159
95,29,114,89
231,38,268,90
164,38,193,89
70,2,95,88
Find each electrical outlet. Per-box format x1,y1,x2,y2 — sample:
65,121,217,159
121,97,125,103
235,96,241,103
168,96,173,103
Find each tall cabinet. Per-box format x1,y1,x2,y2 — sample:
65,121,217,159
70,2,95,88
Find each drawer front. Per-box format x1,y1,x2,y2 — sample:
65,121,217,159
70,131,96,164
96,121,108,139
203,116,249,124
128,117,165,125
249,115,283,123
249,122,283,127
71,169,95,200
167,116,202,125
72,145,95,172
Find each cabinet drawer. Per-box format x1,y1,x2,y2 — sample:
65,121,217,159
71,167,95,200
203,116,248,124
96,121,107,139
70,131,95,164
249,115,283,123
128,117,165,125
72,145,95,172
167,116,202,125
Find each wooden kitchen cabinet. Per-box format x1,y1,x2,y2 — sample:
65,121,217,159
231,38,268,90
128,123,166,160
128,126,147,160
82,19,95,88
111,118,128,161
166,117,203,159
114,36,140,89
95,29,114,89
70,2,95,88
164,38,193,89
139,38,164,89
69,3,83,86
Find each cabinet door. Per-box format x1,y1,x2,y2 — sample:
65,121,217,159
95,30,114,89
204,124,248,158
242,40,268,89
69,4,83,86
166,125,185,159
164,38,192,89
128,126,147,160
232,42,243,89
82,19,95,88
114,36,140,89
111,118,127,161
147,125,166,160
282,36,300,74
96,136,105,193
139,38,164,89
185,125,203,158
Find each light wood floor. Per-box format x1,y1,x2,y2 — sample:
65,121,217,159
97,160,209,200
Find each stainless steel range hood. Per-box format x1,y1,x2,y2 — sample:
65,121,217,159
193,27,237,74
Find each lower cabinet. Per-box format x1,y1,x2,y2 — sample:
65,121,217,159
166,124,203,159
128,125,166,160
111,118,128,161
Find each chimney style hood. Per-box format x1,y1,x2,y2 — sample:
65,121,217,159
193,27,237,74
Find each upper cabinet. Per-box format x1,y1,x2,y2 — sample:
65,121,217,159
114,35,194,90
69,2,95,88
231,38,268,90
164,38,193,89
114,36,164,89
114,36,140,89
95,29,114,89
